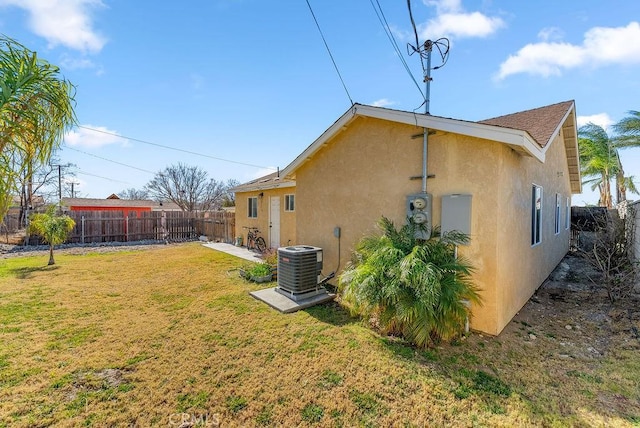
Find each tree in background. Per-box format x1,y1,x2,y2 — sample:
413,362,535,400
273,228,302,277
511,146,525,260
118,188,150,200
16,157,74,226
613,110,640,202
614,110,640,148
339,217,481,348
145,163,229,212
0,36,76,222
221,179,239,207
579,121,639,208
28,205,75,265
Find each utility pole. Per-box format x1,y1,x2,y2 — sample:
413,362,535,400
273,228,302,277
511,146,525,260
70,181,79,198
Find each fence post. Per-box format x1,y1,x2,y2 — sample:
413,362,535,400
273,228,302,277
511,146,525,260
81,216,85,244
125,215,129,242
161,211,167,240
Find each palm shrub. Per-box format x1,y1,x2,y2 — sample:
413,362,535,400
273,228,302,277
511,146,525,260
339,217,481,348
28,205,75,265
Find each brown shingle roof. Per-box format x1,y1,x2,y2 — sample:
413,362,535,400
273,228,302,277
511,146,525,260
231,171,295,193
478,100,574,147
60,198,184,211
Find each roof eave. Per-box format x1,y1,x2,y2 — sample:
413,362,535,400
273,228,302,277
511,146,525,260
281,105,358,179
232,180,296,193
280,104,545,178
536,102,581,193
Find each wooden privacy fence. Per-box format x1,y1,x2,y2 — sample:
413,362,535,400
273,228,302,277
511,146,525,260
62,210,235,244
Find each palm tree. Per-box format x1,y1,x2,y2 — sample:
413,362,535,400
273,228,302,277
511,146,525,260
579,124,618,208
339,217,481,348
579,122,639,208
28,205,75,265
614,110,640,148
0,36,76,220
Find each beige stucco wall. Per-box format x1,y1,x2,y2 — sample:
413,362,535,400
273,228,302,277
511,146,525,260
234,187,296,249
294,116,572,335
493,130,572,332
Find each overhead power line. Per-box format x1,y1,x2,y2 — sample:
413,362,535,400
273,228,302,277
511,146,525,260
65,146,156,174
76,125,277,171
76,169,131,185
368,0,424,100
305,0,354,106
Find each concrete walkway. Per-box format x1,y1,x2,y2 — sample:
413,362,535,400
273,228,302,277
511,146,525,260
202,242,336,313
201,242,263,262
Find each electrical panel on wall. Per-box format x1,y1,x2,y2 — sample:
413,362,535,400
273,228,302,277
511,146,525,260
406,193,432,239
441,194,472,243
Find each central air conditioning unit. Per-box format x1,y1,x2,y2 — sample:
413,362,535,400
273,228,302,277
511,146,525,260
276,245,325,301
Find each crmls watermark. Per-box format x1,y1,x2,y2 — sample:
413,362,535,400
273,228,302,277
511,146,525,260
168,412,220,427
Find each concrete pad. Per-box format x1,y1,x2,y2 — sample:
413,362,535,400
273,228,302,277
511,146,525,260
250,287,336,313
202,242,263,262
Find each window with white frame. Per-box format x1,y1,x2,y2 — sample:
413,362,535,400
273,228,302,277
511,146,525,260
284,194,295,212
554,193,561,235
248,197,258,218
531,185,543,246
565,197,571,230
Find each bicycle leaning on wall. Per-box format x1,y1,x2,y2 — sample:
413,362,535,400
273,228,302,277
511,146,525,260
243,226,267,253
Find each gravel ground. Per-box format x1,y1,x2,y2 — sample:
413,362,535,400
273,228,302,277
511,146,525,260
0,240,188,259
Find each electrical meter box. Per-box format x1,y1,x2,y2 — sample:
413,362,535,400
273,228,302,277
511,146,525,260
406,193,432,239
441,194,472,244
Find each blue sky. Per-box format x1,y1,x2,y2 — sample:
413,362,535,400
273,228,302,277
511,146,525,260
1,0,639,205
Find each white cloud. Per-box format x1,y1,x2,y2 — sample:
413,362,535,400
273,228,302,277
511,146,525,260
497,42,586,79
420,0,505,40
0,0,106,52
423,0,462,14
64,125,128,148
371,98,395,108
497,22,640,80
59,54,96,70
577,113,613,130
537,27,564,42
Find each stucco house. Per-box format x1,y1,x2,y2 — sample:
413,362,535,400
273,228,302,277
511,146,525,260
232,172,296,249
234,100,580,335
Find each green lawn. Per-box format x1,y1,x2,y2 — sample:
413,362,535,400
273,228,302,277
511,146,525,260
0,243,638,427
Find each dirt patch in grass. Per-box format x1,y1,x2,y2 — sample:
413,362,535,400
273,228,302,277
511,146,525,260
0,245,638,427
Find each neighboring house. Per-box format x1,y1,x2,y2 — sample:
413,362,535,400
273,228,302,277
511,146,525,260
3,195,46,230
234,101,580,335
7,194,46,215
61,196,182,217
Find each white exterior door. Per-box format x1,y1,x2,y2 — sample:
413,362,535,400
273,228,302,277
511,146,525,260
269,196,280,249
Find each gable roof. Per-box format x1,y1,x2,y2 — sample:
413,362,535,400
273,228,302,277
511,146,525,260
479,100,580,193
231,171,295,193
236,101,581,194
479,100,575,148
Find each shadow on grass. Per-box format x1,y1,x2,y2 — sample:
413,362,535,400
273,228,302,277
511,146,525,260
305,301,357,327
10,265,59,279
